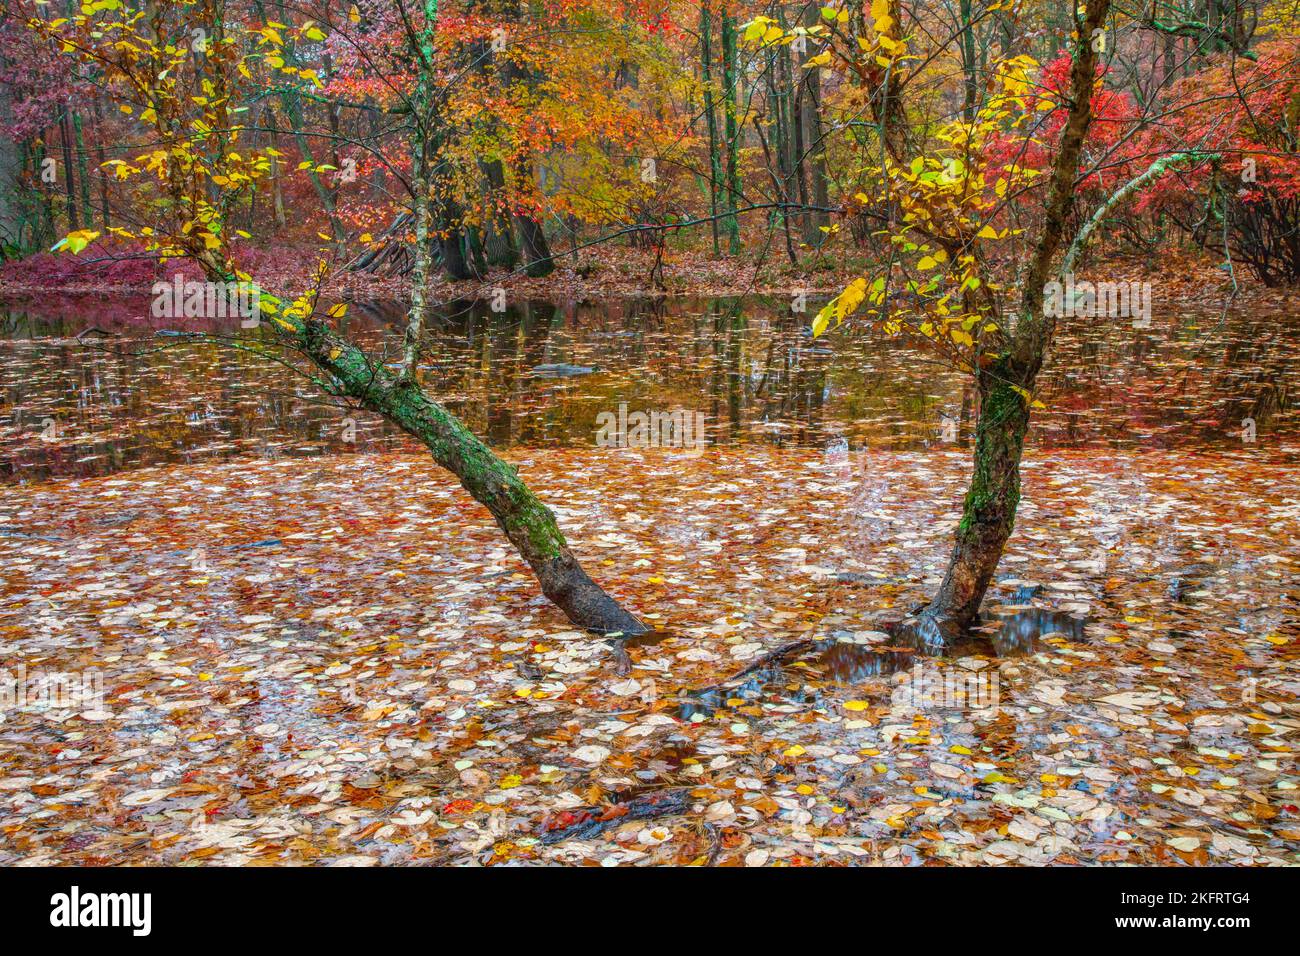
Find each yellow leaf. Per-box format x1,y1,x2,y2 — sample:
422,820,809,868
836,276,868,323
810,303,833,339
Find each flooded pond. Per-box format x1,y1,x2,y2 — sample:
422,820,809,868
1,294,1296,480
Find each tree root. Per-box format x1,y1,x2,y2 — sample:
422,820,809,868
538,788,693,845
689,638,818,697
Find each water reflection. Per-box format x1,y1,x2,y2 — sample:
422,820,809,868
1,293,1296,480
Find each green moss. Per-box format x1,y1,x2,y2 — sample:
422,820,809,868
302,320,570,564
957,372,1026,541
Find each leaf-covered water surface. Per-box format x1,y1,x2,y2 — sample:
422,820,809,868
1,293,1297,865
0,438,1295,865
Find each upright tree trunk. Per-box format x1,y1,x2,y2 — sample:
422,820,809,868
700,0,721,256
479,159,519,269
513,158,555,277
798,6,829,245
263,106,288,227
720,12,742,254
260,0,344,246
72,112,93,230
436,199,477,281
91,98,112,229
0,77,26,247
922,1,1113,641
58,113,79,231
959,0,979,122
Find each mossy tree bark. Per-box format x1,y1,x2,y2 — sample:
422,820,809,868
194,297,644,636
301,319,648,635
924,363,1030,636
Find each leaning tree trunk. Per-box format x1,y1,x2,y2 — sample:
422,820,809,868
192,244,647,635
921,0,1113,641
299,320,647,635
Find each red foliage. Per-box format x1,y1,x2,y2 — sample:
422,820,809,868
1142,39,1300,207
987,51,1143,195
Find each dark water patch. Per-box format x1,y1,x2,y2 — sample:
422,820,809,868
677,636,915,720
984,608,1088,654
889,604,1089,657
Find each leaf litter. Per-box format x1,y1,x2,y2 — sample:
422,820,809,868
0,441,1296,866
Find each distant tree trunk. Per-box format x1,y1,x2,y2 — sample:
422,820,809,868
0,79,25,247
263,106,287,227
701,0,721,256
72,112,93,230
58,113,79,231
91,98,112,229
720,12,742,254
513,153,554,277
873,0,909,159
770,15,798,236
260,0,343,246
922,0,1113,640
436,198,477,281
799,5,829,245
29,141,58,248
479,159,519,269
959,0,978,122
515,207,554,277
1161,23,1178,87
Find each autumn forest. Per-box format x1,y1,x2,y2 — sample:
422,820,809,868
0,0,1297,893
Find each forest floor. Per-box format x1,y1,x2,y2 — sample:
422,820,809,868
0,242,1276,309
1,444,1296,866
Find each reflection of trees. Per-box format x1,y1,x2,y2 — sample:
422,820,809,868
1042,310,1297,448
3,295,1295,479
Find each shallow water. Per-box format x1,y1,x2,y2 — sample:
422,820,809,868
1,294,1296,480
